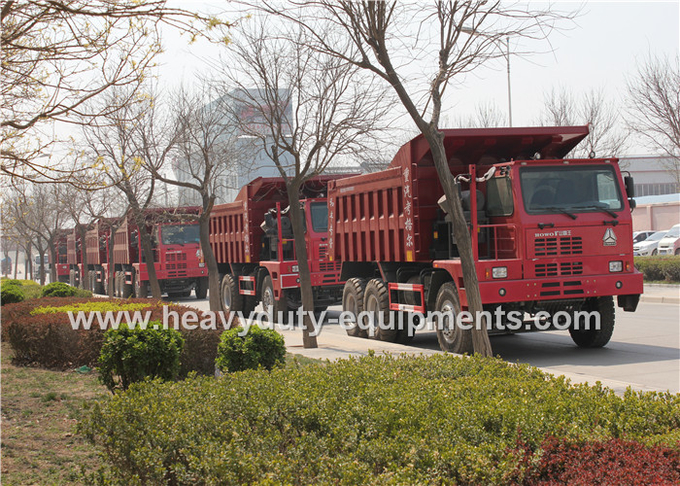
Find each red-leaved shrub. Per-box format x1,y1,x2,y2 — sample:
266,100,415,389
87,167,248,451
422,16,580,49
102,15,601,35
513,436,680,485
2,297,223,375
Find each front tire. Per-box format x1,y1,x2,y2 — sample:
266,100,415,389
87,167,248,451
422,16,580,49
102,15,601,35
569,296,615,348
363,279,397,342
122,273,133,298
343,278,368,338
135,277,149,298
195,277,208,299
434,282,473,354
261,275,290,324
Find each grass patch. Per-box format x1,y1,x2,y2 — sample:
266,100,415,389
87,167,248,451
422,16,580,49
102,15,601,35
1,343,108,485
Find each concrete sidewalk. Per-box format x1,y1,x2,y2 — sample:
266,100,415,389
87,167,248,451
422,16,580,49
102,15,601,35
640,283,680,304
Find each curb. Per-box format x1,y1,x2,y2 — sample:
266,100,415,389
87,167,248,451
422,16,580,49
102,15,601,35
639,295,680,305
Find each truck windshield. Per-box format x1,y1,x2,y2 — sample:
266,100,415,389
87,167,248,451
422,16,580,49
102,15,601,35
161,224,200,245
310,202,328,233
520,165,623,215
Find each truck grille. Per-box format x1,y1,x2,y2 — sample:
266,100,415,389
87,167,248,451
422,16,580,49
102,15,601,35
167,253,187,262
539,280,584,297
318,245,328,260
535,261,583,277
535,237,583,256
319,261,341,272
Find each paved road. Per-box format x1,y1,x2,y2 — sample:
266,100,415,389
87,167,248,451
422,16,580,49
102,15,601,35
184,291,679,395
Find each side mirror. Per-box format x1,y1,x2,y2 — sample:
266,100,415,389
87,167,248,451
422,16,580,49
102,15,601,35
624,176,635,198
628,198,637,210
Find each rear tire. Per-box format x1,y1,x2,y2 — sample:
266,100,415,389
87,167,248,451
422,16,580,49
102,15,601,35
363,279,397,342
343,278,368,338
220,274,242,312
569,296,615,348
434,282,473,354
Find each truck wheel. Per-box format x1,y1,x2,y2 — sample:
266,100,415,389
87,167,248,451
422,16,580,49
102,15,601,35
135,277,149,298
569,296,615,348
343,278,368,338
261,275,290,324
221,274,243,313
195,277,208,299
434,282,473,354
122,274,133,298
94,271,104,295
364,279,398,342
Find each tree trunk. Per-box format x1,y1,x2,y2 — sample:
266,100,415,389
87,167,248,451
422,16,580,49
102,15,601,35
199,204,221,311
107,225,118,297
127,199,162,299
78,224,89,290
48,238,58,283
136,219,162,299
425,130,493,357
286,183,318,349
14,247,19,279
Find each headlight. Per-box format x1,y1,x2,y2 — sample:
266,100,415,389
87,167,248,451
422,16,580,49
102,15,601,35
609,261,623,272
492,266,508,279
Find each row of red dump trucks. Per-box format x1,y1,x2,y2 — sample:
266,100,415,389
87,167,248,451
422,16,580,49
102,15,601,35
209,125,642,351
56,207,208,299
54,126,643,352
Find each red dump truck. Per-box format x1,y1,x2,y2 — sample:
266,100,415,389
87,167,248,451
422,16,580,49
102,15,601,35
53,230,70,283
209,176,349,317
328,126,643,351
111,207,207,299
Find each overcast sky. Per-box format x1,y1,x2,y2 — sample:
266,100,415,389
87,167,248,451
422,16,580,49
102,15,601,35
158,1,680,157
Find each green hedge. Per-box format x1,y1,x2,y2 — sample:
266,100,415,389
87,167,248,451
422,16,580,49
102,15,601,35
98,323,185,392
1,285,25,305
81,354,680,485
634,256,680,282
216,325,286,373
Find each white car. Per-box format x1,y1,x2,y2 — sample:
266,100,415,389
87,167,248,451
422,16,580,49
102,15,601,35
633,230,668,256
657,224,680,255
633,230,655,244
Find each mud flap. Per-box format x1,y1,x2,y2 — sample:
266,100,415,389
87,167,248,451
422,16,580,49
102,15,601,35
617,294,640,312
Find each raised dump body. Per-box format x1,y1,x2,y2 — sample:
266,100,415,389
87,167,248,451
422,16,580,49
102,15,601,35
83,218,116,294
111,207,207,299
209,175,351,317
328,126,643,351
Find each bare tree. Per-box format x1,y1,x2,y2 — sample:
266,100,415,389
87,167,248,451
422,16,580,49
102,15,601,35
218,20,388,348
626,54,680,183
251,0,577,356
453,101,506,128
81,88,164,298
1,0,231,183
538,87,627,158
139,83,242,311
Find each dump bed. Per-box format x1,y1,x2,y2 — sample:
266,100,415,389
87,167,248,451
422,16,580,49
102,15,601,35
66,228,82,265
209,175,350,265
328,126,589,263
85,218,115,265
